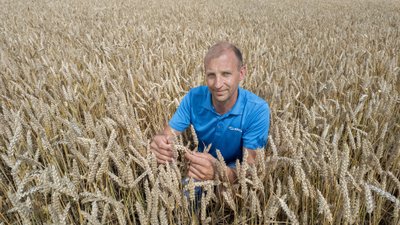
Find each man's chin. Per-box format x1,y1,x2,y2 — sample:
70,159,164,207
214,91,227,97
213,97,228,104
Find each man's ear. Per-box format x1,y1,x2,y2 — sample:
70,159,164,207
239,64,247,81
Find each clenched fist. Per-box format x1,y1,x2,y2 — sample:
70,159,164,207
185,152,217,181
150,134,175,164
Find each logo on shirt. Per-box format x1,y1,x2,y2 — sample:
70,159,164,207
228,126,242,133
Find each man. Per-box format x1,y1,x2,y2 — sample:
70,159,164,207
150,42,270,183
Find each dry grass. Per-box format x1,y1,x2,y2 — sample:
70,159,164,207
1,0,399,224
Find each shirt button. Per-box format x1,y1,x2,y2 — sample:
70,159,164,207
217,123,222,128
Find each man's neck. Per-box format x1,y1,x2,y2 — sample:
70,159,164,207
213,90,238,115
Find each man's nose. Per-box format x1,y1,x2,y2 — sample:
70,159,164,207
214,76,223,89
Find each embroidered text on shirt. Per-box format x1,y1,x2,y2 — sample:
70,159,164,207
228,126,242,133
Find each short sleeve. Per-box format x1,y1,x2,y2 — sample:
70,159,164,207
242,103,270,150
169,91,191,132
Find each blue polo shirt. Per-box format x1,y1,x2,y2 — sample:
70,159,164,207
169,86,270,165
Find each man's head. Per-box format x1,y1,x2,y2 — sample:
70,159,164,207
204,42,243,70
204,42,246,113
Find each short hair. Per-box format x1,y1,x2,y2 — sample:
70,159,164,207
204,42,243,69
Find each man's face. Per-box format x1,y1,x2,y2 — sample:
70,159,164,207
205,50,245,108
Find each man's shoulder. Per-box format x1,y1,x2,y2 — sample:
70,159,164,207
240,88,270,130
240,87,269,109
189,86,208,94
187,86,209,99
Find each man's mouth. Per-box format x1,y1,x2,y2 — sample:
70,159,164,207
215,90,226,96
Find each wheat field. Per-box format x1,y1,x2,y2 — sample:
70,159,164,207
0,0,399,224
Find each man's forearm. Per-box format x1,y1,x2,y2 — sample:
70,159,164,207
160,125,180,137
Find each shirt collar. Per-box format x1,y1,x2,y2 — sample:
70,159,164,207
201,88,214,111
229,87,245,115
201,87,244,116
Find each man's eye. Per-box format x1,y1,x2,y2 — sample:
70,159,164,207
207,74,215,78
223,72,231,77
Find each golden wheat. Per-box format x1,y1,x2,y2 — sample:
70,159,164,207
1,0,399,224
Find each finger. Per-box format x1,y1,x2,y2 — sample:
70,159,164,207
184,152,194,161
153,150,174,163
188,164,213,181
188,152,215,161
150,141,159,151
187,165,203,180
185,152,214,167
190,163,215,180
158,141,173,151
185,151,204,162
185,153,206,167
157,158,166,164
151,146,173,160
152,135,173,150
166,136,176,144
190,152,210,159
157,148,174,158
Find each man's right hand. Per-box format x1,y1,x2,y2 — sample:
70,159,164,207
150,134,175,164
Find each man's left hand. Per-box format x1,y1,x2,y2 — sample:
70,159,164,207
184,152,217,181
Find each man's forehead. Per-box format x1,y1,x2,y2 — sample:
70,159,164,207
205,48,233,60
204,50,239,67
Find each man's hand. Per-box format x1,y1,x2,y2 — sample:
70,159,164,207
185,152,217,181
150,134,175,164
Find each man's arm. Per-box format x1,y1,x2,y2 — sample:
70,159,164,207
244,147,258,164
162,125,181,137
151,88,192,164
150,125,181,164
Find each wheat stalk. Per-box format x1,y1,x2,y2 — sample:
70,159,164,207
316,189,333,223
1,0,399,224
135,201,148,225
278,195,299,225
222,190,236,212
